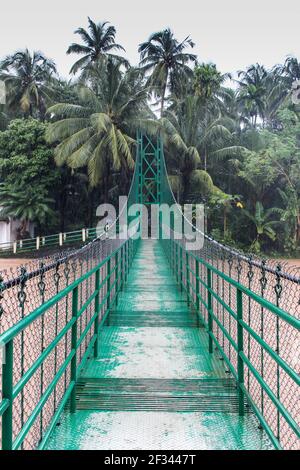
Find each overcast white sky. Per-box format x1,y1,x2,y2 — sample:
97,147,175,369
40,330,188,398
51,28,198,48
0,0,299,78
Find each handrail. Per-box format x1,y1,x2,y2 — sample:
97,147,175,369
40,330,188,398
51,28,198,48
159,135,300,284
162,235,300,451
0,243,124,343
0,135,141,258
0,131,298,452
0,225,101,255
0,236,138,450
188,250,300,330
0,230,105,290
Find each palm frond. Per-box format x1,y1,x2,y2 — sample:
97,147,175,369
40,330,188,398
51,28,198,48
212,146,247,160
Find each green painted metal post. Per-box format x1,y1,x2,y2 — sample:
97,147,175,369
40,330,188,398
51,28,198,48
177,244,180,284
180,246,183,291
127,240,130,276
115,251,119,306
196,259,200,312
124,242,128,284
237,288,245,415
128,240,131,273
132,239,134,265
120,245,124,291
175,243,178,283
70,286,78,413
207,266,213,353
107,258,111,313
131,239,134,265
186,252,190,305
123,243,125,286
127,241,129,280
157,211,160,240
94,269,100,358
2,340,14,450
173,241,176,276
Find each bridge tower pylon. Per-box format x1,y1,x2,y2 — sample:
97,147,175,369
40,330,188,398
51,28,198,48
137,130,162,206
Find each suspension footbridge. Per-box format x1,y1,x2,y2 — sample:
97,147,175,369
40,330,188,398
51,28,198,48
0,132,299,451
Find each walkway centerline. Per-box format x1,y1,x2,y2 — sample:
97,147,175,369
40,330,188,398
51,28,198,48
46,240,271,450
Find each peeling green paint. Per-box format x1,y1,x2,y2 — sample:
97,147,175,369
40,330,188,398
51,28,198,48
46,240,272,450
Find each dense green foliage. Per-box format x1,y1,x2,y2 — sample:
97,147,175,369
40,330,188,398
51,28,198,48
0,18,299,255
0,119,92,233
66,18,128,75
138,28,196,115
0,49,56,119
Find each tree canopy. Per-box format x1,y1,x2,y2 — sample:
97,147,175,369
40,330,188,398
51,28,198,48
0,19,299,255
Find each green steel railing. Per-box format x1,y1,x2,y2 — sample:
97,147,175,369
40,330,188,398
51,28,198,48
0,131,299,452
162,236,300,450
0,237,138,450
0,226,101,255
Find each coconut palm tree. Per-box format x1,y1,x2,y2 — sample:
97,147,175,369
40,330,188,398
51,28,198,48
138,28,196,116
236,64,268,127
167,95,245,167
275,56,300,86
193,63,230,100
141,91,246,202
272,57,300,114
174,62,232,116
0,105,7,130
0,49,56,118
209,189,241,237
243,201,281,252
261,71,289,126
0,182,54,238
278,188,300,247
46,62,152,196
67,17,127,75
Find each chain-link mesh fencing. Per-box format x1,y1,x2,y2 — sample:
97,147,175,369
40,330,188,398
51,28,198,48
159,133,300,450
161,211,299,451
0,230,140,450
0,132,299,450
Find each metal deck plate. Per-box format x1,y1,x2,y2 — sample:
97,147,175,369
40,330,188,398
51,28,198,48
46,240,273,450
46,410,272,450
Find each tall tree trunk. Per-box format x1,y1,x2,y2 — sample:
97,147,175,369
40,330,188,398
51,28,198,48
103,163,110,202
59,191,67,232
160,78,168,118
296,212,300,243
254,113,257,128
88,189,95,227
204,147,207,172
20,219,28,239
223,206,228,237
182,171,191,203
